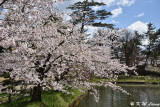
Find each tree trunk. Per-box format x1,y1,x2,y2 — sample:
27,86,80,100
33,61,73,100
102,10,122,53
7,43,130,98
8,93,11,103
31,84,42,102
145,55,149,67
125,54,130,66
80,24,84,33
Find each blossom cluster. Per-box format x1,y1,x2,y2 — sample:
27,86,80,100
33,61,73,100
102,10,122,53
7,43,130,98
0,0,129,95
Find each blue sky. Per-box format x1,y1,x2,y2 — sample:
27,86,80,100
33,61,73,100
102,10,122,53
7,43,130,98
105,0,160,30
55,0,160,34
0,0,159,34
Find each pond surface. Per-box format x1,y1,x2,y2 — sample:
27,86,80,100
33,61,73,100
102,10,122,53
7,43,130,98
78,84,160,107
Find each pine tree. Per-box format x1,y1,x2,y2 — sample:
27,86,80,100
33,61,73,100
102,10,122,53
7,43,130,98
67,0,113,33
144,23,159,66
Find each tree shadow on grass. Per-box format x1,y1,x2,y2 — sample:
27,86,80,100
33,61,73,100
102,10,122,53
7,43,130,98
0,96,47,107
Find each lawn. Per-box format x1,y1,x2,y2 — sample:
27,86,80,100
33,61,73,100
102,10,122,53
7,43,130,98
90,75,160,84
0,88,85,107
0,76,87,107
1,75,160,107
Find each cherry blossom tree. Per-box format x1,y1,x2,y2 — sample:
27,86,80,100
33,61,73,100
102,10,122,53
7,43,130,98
0,0,129,102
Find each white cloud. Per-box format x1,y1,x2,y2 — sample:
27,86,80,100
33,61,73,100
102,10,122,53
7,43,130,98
135,12,144,17
98,0,116,7
84,26,100,38
127,21,148,34
128,0,135,6
96,0,135,7
111,20,119,24
117,0,129,6
62,13,71,21
111,7,122,18
92,5,101,10
116,0,135,6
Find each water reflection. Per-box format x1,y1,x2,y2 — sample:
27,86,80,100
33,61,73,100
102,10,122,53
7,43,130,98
78,85,160,107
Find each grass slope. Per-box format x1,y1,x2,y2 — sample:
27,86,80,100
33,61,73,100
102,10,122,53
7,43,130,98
0,88,83,107
91,75,160,84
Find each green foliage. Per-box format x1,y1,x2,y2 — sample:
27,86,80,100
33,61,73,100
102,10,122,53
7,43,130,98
2,73,12,91
143,23,160,66
67,1,106,10
92,22,114,28
67,0,113,33
114,30,143,66
2,72,18,93
2,80,11,87
3,73,10,78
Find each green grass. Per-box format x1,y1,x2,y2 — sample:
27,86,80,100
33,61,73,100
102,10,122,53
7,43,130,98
90,78,116,83
117,75,160,84
0,88,84,107
145,79,160,84
1,75,159,107
90,75,160,84
118,75,152,79
116,78,160,84
0,93,8,103
116,79,145,82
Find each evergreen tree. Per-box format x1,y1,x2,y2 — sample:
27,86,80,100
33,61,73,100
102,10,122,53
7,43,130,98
150,29,160,66
115,30,142,67
144,23,159,66
132,31,143,66
67,0,113,33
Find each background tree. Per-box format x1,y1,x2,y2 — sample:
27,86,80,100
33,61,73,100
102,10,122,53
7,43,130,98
112,29,142,67
131,31,143,66
143,23,159,66
149,28,160,66
67,0,113,33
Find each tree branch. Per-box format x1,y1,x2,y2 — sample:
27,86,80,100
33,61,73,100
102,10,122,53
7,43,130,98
0,0,8,6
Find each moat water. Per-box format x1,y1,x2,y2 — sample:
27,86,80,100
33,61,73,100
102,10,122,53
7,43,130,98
78,84,160,107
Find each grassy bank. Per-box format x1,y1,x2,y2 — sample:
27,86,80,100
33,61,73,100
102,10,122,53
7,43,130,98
91,75,160,84
1,75,160,107
0,88,85,107
117,75,160,84
0,77,88,107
